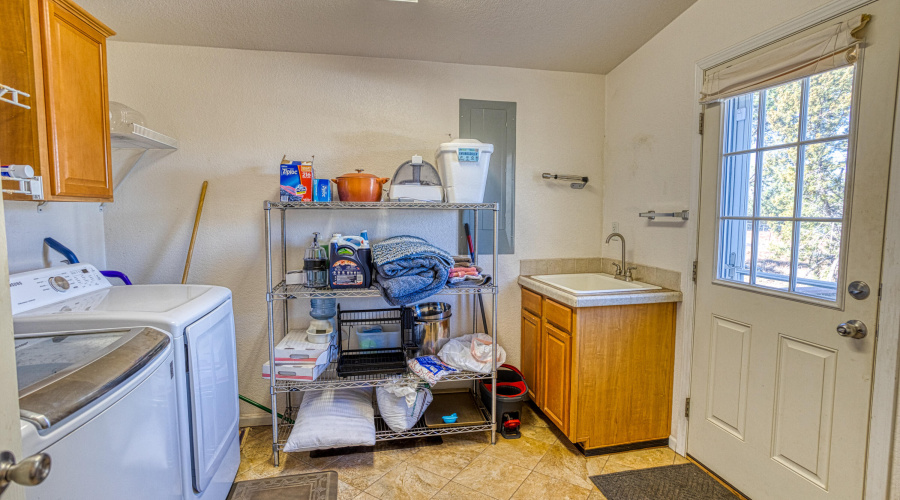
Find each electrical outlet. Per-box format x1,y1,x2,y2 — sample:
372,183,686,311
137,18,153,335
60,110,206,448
612,222,619,233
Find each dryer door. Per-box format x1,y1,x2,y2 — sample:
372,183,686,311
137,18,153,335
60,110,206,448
184,299,239,493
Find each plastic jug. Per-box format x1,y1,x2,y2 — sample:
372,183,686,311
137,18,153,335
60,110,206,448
329,235,372,289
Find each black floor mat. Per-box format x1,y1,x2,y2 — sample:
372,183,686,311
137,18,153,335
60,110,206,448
591,463,738,500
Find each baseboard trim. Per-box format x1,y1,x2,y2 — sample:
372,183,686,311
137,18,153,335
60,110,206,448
240,413,273,428
576,438,670,457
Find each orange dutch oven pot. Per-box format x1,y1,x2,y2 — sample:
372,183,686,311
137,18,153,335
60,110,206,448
331,169,390,202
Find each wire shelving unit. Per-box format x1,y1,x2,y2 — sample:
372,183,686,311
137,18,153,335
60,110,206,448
263,200,500,466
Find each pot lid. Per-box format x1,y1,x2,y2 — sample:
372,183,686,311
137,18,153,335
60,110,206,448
336,169,380,179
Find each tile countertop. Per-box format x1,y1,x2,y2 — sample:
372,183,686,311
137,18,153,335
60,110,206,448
517,275,683,308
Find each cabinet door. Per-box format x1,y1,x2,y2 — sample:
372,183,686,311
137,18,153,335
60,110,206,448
40,0,113,200
541,322,570,435
0,0,46,201
521,310,541,405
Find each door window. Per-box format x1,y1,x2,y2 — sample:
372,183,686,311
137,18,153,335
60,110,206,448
716,65,855,302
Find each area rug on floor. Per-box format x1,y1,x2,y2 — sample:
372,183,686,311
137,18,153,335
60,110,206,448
227,471,338,500
591,463,738,500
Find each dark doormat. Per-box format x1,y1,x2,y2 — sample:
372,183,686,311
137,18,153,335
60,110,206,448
227,471,339,500
591,463,738,500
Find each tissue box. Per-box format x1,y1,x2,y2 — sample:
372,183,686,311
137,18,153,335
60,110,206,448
280,160,314,202
273,330,332,364
262,361,328,381
313,179,331,202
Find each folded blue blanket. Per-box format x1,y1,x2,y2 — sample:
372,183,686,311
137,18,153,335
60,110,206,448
372,236,453,306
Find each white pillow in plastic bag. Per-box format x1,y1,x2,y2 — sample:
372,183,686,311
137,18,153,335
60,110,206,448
283,387,375,452
376,386,432,432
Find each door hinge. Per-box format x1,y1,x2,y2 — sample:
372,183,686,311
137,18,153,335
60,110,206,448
698,113,705,135
692,261,698,283
685,397,691,418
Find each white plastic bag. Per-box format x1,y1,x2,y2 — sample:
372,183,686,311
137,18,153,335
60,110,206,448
376,386,432,432
438,333,506,373
381,376,420,407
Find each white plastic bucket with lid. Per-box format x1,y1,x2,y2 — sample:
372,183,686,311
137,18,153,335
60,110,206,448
435,139,494,203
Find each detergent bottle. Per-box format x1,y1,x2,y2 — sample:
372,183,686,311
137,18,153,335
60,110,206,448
329,234,372,289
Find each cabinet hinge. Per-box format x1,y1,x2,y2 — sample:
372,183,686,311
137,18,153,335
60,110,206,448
692,261,698,283
685,397,691,418
698,113,705,135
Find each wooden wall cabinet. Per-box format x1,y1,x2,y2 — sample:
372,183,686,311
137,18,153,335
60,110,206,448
1,0,115,202
520,287,677,453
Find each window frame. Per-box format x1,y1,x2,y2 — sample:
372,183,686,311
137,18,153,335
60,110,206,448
710,63,863,309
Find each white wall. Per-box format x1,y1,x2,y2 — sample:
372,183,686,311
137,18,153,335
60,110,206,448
601,0,837,448
103,42,605,423
3,201,106,274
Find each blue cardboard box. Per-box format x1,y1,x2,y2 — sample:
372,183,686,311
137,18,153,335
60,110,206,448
313,179,331,202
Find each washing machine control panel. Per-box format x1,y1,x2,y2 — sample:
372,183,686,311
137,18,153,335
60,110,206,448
10,264,112,315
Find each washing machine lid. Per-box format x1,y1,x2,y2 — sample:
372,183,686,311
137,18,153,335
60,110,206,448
13,284,231,336
16,326,170,430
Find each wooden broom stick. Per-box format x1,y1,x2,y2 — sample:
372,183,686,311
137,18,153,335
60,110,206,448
182,181,208,284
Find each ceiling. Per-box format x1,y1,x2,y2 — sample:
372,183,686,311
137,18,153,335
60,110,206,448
78,0,698,75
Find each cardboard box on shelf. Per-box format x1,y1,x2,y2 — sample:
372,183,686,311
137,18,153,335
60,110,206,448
262,361,329,381
280,160,314,202
273,330,333,364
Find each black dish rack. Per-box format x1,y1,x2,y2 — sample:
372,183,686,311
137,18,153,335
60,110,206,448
336,305,417,377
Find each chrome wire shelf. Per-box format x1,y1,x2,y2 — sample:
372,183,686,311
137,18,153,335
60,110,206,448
266,201,498,211
275,401,492,448
269,281,497,299
263,196,501,466
274,361,491,392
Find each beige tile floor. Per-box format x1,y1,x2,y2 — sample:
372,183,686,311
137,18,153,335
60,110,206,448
237,404,690,500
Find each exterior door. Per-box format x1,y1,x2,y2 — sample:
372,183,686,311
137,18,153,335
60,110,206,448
0,202,26,500
688,4,900,499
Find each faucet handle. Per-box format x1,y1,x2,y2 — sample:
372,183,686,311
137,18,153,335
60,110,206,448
625,266,638,280
611,263,622,275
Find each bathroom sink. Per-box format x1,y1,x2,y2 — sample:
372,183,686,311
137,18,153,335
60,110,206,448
530,273,661,295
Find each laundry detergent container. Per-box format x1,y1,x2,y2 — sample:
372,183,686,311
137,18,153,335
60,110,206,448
435,139,494,203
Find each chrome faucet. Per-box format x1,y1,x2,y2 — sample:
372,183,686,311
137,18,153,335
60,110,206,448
605,232,636,281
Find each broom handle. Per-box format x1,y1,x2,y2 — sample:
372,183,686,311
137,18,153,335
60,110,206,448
182,181,208,284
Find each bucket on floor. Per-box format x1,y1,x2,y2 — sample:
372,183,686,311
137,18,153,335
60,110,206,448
478,364,528,439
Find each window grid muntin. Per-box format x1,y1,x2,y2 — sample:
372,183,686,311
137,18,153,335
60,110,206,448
716,67,855,301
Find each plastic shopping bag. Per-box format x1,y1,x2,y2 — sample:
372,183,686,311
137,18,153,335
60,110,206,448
438,333,506,373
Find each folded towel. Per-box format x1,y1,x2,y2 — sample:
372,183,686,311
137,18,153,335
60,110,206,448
449,268,479,278
453,256,473,267
372,236,453,306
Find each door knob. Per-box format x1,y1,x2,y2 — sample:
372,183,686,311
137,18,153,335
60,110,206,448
0,451,51,496
836,320,867,339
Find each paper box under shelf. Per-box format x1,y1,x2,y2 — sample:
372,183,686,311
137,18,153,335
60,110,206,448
274,330,334,365
262,361,329,381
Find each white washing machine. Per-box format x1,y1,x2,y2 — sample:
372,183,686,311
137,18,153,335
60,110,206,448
16,326,184,500
11,264,241,500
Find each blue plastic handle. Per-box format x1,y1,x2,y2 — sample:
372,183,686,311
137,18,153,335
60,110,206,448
44,237,79,264
101,270,132,286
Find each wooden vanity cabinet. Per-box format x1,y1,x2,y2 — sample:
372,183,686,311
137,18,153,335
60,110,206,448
520,287,677,453
1,0,115,202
